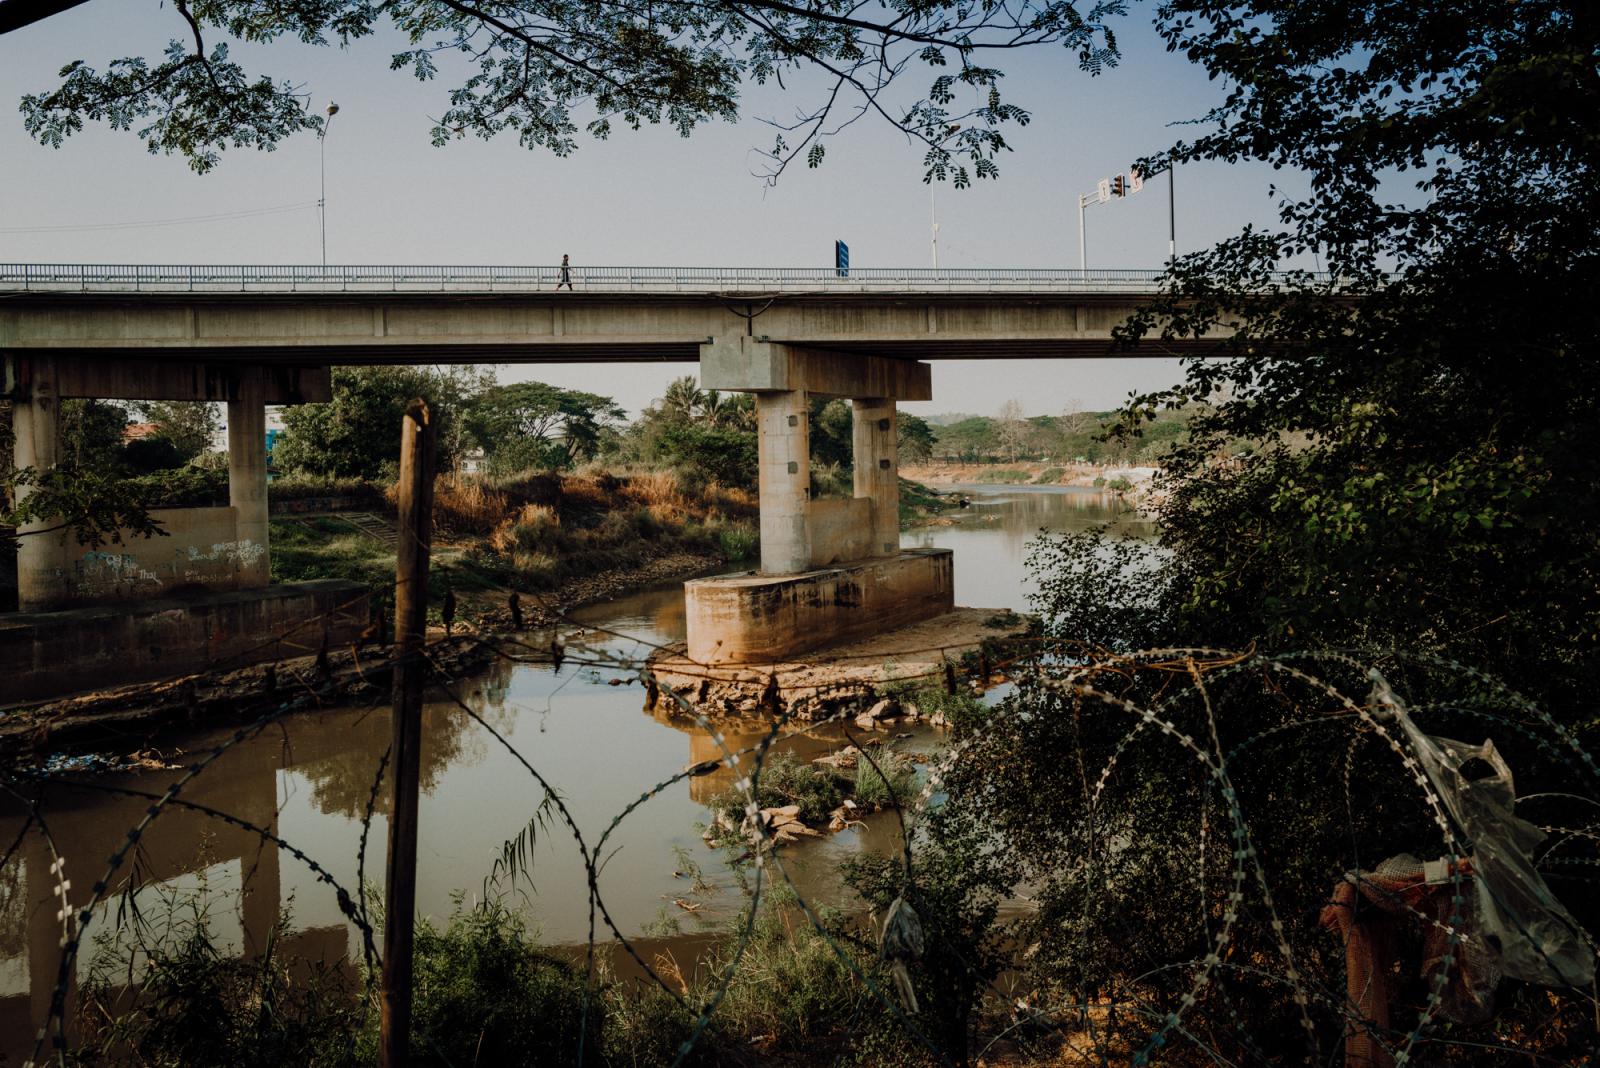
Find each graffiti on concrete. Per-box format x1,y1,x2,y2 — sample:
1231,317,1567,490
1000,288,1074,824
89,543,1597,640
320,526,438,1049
73,539,267,597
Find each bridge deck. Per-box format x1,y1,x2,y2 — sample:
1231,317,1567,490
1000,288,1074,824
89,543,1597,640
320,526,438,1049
0,264,1274,362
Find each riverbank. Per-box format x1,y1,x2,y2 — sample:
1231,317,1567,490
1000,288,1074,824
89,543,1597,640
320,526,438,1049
903,459,1159,489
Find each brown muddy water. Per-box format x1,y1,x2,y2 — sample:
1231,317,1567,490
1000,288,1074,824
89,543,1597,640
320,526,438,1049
0,486,1151,1055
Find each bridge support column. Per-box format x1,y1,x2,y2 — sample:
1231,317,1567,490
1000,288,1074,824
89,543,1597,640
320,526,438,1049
853,399,899,557
757,389,811,575
228,374,270,588
11,356,71,610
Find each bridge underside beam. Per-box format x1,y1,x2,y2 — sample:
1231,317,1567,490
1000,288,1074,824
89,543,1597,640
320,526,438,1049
701,336,931,400
4,353,329,402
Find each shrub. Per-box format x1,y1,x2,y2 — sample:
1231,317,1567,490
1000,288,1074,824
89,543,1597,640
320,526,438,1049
126,465,229,508
391,898,602,1067
432,475,509,535
1032,466,1066,484
718,522,758,561
75,892,361,1068
711,752,845,829
488,504,562,556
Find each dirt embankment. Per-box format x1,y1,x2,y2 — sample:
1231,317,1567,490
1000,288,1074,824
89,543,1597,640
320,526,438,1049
0,548,727,765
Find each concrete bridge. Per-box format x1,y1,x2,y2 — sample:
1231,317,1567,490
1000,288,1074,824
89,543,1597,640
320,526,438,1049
1,264,1225,689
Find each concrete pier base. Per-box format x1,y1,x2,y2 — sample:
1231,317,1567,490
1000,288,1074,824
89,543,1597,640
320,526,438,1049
683,548,953,665
649,604,1029,721
0,580,369,704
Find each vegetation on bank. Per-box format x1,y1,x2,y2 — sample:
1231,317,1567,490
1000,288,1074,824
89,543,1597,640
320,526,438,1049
271,468,760,611
68,862,984,1067
922,401,1196,467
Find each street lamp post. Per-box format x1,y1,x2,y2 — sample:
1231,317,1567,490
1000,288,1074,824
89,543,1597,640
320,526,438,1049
1167,163,1176,262
319,102,339,268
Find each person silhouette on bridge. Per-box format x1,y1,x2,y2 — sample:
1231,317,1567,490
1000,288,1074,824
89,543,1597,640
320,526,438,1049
557,254,573,291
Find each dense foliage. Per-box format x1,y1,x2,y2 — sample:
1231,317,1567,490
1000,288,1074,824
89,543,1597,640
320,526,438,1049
914,2,1600,1062
274,366,491,479
14,0,1123,183
1104,0,1600,714
463,381,624,474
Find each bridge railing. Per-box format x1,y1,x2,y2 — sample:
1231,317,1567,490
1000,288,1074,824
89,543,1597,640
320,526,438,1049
0,263,1195,293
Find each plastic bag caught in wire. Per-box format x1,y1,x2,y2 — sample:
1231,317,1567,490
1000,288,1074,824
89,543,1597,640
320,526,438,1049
1369,669,1594,989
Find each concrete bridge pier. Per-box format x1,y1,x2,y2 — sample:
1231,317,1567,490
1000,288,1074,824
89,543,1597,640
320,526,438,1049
852,398,900,559
227,374,270,589
756,388,812,575
683,337,952,664
9,356,70,610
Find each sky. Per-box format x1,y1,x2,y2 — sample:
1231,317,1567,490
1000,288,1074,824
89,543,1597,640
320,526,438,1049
0,2,1315,418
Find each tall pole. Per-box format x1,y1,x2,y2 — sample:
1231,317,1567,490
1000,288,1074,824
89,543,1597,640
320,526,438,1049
930,183,939,272
319,103,338,269
381,398,435,1068
1077,194,1087,271
1167,164,1176,262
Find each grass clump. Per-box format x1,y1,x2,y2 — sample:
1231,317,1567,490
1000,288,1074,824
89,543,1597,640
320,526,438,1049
269,516,394,592
711,752,845,830
1032,466,1066,484
391,897,602,1067
74,891,361,1068
852,749,919,810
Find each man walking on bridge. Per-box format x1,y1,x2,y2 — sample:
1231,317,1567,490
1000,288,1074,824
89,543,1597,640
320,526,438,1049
557,254,573,290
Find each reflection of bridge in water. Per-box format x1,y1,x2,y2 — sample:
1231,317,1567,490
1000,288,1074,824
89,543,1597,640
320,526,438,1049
0,678,507,1061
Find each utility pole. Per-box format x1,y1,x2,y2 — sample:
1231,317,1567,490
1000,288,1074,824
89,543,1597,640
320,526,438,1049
930,183,940,272
380,398,435,1068
1167,163,1177,262
319,102,338,268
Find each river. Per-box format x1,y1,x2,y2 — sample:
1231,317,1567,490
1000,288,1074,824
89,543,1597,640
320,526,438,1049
0,484,1151,1054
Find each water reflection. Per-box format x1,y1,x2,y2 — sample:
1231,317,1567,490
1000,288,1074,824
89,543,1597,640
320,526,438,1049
908,484,1153,611
0,484,1132,1059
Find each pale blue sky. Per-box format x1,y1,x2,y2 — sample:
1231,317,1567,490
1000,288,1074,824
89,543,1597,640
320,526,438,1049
0,2,1314,417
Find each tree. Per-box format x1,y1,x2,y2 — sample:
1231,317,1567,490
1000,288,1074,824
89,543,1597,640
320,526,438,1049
994,399,1028,462
463,381,624,473
699,390,754,432
808,397,854,471
932,416,997,462
8,0,1122,183
658,376,704,426
1058,398,1091,437
897,412,936,465
275,366,485,479
1100,0,1600,716
131,400,220,466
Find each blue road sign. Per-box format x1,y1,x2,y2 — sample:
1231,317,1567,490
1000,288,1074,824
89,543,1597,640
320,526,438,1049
835,240,849,277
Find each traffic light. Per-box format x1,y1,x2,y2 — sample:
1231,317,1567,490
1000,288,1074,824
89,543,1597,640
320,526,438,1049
1111,174,1127,197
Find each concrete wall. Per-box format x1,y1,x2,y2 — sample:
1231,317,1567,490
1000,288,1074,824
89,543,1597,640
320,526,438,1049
684,548,953,664
0,580,369,703
806,497,875,567
61,507,264,600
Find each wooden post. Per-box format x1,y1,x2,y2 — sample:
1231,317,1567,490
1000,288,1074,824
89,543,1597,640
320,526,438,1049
380,399,435,1068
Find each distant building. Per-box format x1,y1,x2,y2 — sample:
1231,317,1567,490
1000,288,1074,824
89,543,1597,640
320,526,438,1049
123,422,161,442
